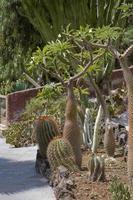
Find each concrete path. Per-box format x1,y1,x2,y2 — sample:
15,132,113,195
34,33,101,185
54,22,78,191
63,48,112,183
0,138,55,200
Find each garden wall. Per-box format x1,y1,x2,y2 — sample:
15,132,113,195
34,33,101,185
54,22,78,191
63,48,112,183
6,87,42,124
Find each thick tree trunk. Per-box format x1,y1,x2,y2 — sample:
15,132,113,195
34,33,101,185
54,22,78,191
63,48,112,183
63,81,82,168
119,57,133,188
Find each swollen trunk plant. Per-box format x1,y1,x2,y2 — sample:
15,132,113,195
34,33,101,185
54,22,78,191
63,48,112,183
101,44,133,188
115,46,133,189
63,81,82,168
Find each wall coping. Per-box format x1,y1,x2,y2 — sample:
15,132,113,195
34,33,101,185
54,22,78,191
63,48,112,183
0,95,7,98
7,87,43,97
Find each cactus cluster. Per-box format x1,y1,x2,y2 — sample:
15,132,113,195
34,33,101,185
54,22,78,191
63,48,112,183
88,154,105,182
47,137,78,172
34,115,60,158
109,176,131,200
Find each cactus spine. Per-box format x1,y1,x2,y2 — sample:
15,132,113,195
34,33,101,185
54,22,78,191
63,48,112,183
47,137,78,172
35,116,60,158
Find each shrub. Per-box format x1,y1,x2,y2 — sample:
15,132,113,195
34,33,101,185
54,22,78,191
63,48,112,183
4,120,33,147
109,176,131,200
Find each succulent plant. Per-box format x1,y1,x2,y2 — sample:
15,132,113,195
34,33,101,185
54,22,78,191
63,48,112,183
63,81,82,168
34,115,60,158
88,153,105,182
5,121,32,147
109,176,131,200
104,122,115,157
47,137,78,172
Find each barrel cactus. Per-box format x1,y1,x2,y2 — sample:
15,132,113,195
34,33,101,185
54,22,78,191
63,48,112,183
47,137,78,172
34,115,60,158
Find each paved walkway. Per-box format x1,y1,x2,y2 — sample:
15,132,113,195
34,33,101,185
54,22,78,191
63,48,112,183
0,138,55,200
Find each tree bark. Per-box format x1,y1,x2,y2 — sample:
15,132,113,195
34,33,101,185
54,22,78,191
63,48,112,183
63,81,82,168
119,57,133,188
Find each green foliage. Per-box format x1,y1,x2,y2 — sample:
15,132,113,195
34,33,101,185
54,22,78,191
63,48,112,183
47,137,78,172
28,39,74,81
109,176,131,200
118,3,133,18
124,26,133,45
37,85,66,124
0,81,15,95
0,0,43,82
94,26,123,42
21,84,64,121
1,0,131,82
4,121,33,147
22,96,45,121
28,25,123,87
0,80,29,95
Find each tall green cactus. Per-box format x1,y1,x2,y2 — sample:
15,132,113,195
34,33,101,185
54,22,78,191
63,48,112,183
34,115,60,158
47,137,78,172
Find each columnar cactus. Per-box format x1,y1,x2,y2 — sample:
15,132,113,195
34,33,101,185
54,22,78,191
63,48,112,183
88,153,105,182
83,108,93,148
34,115,60,158
104,121,115,157
92,105,103,153
47,137,78,172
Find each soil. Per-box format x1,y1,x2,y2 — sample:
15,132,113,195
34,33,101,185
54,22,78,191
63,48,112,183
72,146,128,200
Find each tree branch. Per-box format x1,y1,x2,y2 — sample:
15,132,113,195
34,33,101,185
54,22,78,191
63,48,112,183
122,45,133,59
39,65,66,87
85,41,121,61
109,47,121,60
86,74,109,119
69,53,104,82
23,72,41,87
88,42,108,50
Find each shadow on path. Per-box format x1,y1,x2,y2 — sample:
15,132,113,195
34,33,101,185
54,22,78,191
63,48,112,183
0,157,48,194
